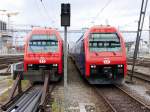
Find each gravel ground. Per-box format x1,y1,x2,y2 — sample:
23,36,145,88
66,57,112,112
0,78,11,96
47,80,64,112
95,85,150,112
124,75,150,106
0,76,10,81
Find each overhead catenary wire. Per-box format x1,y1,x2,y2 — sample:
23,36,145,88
40,0,57,27
90,0,112,25
34,0,48,27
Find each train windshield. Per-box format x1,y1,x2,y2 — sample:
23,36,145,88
89,33,121,52
28,34,58,53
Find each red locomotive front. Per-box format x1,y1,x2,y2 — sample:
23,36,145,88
24,28,63,82
71,25,127,84
85,26,127,84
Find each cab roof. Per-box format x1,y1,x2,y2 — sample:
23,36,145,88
88,25,118,33
31,27,58,34
25,27,62,42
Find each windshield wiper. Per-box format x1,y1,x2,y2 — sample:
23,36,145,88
111,51,116,55
94,52,99,56
29,47,34,53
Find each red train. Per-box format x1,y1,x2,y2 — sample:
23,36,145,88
23,28,63,82
71,25,127,84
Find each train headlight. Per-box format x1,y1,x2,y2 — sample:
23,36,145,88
91,65,96,68
53,64,58,67
118,64,123,68
117,65,124,73
28,64,33,67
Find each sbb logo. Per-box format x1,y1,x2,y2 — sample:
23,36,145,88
103,58,110,64
39,57,46,63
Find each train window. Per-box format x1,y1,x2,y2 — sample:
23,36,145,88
93,43,97,47
90,33,119,42
104,43,109,47
50,35,58,41
29,42,32,45
89,33,121,52
51,42,56,46
89,43,92,47
28,34,58,53
98,43,103,46
42,41,46,45
31,34,57,41
33,42,36,45
38,42,41,45
47,42,51,45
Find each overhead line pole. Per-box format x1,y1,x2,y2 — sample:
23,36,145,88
130,0,148,82
149,15,150,53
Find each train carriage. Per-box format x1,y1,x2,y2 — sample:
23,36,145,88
71,25,127,84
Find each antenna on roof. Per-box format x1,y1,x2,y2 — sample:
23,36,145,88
105,19,109,26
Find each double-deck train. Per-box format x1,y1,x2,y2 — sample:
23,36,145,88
23,28,63,82
71,25,127,84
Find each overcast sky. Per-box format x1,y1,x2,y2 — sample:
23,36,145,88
0,0,150,30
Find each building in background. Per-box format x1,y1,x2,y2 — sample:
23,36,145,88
126,39,149,57
0,20,13,54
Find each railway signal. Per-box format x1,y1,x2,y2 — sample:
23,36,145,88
61,3,70,26
61,3,71,111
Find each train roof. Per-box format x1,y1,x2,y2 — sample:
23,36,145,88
88,25,118,33
31,27,59,34
25,27,62,42
75,25,119,44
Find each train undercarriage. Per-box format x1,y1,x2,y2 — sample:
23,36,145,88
13,62,62,82
87,65,124,84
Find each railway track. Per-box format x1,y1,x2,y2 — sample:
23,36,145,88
94,85,150,112
0,71,55,112
127,57,150,67
127,57,150,82
0,58,23,64
5,86,42,112
0,56,23,75
128,70,150,82
1,84,55,112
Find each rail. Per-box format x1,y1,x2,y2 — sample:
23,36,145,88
1,71,52,112
94,85,150,112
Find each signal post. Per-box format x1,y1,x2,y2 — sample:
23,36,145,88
61,3,70,111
